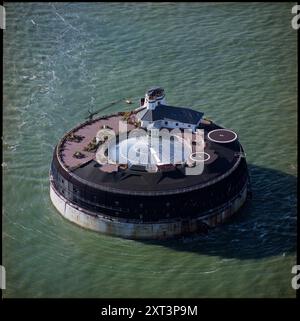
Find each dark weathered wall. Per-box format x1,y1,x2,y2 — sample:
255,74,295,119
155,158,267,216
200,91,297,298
51,149,249,222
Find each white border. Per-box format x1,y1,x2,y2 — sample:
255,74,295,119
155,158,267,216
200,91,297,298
189,151,210,162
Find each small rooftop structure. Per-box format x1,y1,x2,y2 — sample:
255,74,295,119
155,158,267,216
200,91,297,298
137,87,204,132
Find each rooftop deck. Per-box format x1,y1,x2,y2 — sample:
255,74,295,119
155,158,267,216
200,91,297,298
56,112,244,193
58,113,136,170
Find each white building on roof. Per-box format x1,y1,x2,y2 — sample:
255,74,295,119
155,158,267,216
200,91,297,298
136,87,204,132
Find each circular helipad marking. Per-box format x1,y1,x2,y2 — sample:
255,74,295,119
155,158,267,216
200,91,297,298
207,129,237,143
189,152,210,162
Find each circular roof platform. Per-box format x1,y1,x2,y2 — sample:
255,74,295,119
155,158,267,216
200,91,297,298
56,114,244,194
207,129,237,143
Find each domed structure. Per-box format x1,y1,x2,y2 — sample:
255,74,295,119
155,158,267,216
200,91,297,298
50,87,251,239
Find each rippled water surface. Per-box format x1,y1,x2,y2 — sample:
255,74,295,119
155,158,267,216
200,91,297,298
3,2,297,297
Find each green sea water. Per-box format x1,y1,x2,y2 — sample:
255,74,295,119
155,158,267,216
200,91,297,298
3,2,297,298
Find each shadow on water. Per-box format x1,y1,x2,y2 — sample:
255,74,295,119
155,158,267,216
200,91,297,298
140,164,297,260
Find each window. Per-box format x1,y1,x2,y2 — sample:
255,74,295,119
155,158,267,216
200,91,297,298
165,121,168,125
175,123,179,126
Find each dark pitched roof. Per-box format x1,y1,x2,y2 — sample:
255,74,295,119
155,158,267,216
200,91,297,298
141,104,204,125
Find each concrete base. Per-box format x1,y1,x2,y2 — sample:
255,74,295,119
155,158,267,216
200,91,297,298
50,181,249,240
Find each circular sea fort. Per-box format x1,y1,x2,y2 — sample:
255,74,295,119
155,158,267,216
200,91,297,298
50,87,251,239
